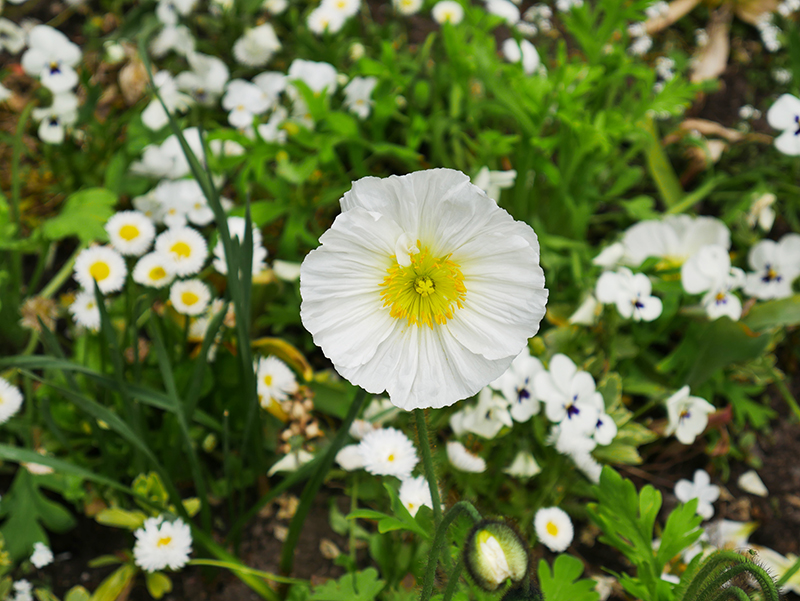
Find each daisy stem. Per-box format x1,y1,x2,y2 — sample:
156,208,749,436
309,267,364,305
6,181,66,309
414,408,442,525
39,242,87,300
769,366,800,422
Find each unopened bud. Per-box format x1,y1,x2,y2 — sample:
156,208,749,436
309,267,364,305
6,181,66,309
464,520,529,591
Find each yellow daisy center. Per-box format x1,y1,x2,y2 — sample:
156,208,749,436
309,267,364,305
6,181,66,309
380,242,466,328
387,453,395,462
156,536,172,547
263,375,273,386
170,241,192,258
336,0,346,7
149,266,167,281
119,224,140,241
89,261,110,282
181,291,200,306
546,521,559,536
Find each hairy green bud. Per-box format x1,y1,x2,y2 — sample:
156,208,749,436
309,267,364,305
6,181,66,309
463,520,530,591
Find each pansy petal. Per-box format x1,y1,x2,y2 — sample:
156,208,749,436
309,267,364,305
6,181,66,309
767,94,800,131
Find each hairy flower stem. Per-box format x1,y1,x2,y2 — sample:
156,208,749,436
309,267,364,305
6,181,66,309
442,559,464,601
415,408,443,525
419,501,482,601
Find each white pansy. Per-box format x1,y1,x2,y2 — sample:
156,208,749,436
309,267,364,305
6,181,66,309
169,279,211,316
73,246,127,295
432,0,465,23
675,469,720,520
307,5,348,35
766,94,800,155
486,0,520,24
133,517,192,572
150,25,196,58
30,542,53,568
300,169,547,410
175,52,229,105
32,92,79,145
257,106,289,144
446,441,487,472
665,386,715,445
132,252,175,289
357,427,418,479
596,267,662,321
681,245,746,320
592,411,617,445
142,71,194,131
535,354,602,435
154,226,208,277
393,0,423,14
491,346,543,422
268,449,314,475
156,0,197,24
456,387,513,439
0,19,26,54
501,39,540,75
568,294,599,325
0,378,24,425
534,507,573,552
264,0,288,13
343,76,378,119
255,356,299,409
743,234,800,299
21,25,81,93
503,450,541,478
233,24,281,67
592,242,625,268
130,129,204,180
288,59,338,95
398,475,432,516
737,470,768,497
106,211,156,256
68,290,101,330
472,166,517,201
335,444,365,471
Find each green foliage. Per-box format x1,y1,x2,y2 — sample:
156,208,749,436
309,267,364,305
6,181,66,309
538,554,599,601
41,188,117,243
347,483,431,538
308,568,385,601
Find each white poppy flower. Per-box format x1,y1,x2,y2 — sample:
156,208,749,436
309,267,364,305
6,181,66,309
534,354,602,435
767,94,800,155
133,252,175,289
233,24,281,67
398,475,433,516
675,469,720,520
596,267,662,321
503,450,541,478
343,76,378,119
743,234,800,299
73,246,127,294
300,169,547,410
169,279,211,316
106,211,156,256
0,19,26,54
0,378,24,425
21,25,82,93
150,25,196,58
175,52,229,105
472,166,517,202
620,215,730,267
288,59,338,95
30,542,53,569
357,427,419,478
335,444,365,471
255,356,299,408
501,39,540,75
486,0,520,24
446,441,487,472
154,226,208,277
700,271,746,321
32,93,79,145
665,386,715,445
490,346,543,422
393,0,423,14
68,290,102,330
432,0,465,23
133,517,192,572
534,507,573,552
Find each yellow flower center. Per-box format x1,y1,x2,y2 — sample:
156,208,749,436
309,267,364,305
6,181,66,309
715,292,726,302
387,454,395,462
380,243,466,328
149,266,167,281
170,241,192,258
119,224,140,241
156,536,172,547
546,521,559,536
181,291,200,306
336,0,346,7
263,375,273,387
89,261,110,282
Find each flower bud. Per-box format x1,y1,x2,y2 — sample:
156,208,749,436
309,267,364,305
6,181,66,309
464,520,529,591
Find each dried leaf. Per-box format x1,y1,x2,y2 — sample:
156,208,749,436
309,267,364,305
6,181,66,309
645,0,703,34
690,5,733,83
734,0,779,25
118,56,148,105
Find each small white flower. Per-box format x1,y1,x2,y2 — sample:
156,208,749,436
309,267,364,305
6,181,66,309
534,507,573,552
132,252,176,289
503,450,541,478
343,76,378,119
432,1,465,24
233,23,281,67
682,245,746,320
32,92,79,145
268,449,314,475
456,387,513,439
322,0,361,18
398,476,432,516
486,0,520,24
0,378,24,425
133,516,192,572
169,279,211,316
150,24,196,58
501,39,540,75
154,226,208,277
307,6,347,34
255,356,299,409
0,19,26,54
257,106,289,143
767,94,800,155
596,268,662,321
13,580,33,601
73,246,127,294
175,52,230,105
141,71,193,131
773,68,792,84
746,193,776,232
105,211,156,256
212,217,269,276
535,354,602,435
629,34,652,56
30,542,53,568
357,427,418,479
287,59,339,95
675,469,720,520
393,0,423,14
491,346,543,422
665,386,715,445
21,25,82,93
472,166,518,201
349,419,376,439
743,234,800,299
264,0,288,12
335,444,365,471
568,294,599,325
68,290,101,330
156,0,198,25
737,470,768,497
446,441,486,472
645,0,669,18
593,411,617,445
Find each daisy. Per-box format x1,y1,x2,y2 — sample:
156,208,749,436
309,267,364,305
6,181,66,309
322,0,361,18
133,516,192,572
534,507,573,552
432,0,465,23
232,24,281,68
665,386,715,445
446,441,486,472
743,234,800,300
674,469,720,520
132,252,175,289
398,475,433,517
255,356,299,409
73,246,127,294
154,226,208,277
105,211,156,256
596,268,662,321
68,290,101,330
393,0,423,14
300,169,547,410
170,279,211,316
0,378,24,424
30,542,53,568
357,427,418,478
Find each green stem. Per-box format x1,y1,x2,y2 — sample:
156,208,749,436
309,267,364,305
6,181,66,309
777,555,800,587
769,366,800,422
415,408,443,525
187,559,306,586
642,115,684,209
442,559,464,601
39,243,88,299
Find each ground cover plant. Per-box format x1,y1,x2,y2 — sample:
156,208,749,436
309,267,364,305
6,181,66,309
0,0,799,599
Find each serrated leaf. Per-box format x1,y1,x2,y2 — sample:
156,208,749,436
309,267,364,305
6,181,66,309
42,188,117,243
145,572,172,599
538,555,600,601
655,498,703,566
308,568,385,601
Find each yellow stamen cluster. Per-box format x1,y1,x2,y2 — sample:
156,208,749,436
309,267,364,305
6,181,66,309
156,536,172,547
89,261,110,282
380,242,466,328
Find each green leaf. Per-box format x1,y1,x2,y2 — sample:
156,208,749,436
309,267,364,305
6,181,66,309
346,484,430,539
308,568,385,601
95,508,148,531
88,555,124,568
743,295,800,330
538,555,600,601
90,564,137,601
655,498,703,567
34,589,61,601
145,572,172,599
42,188,117,242
64,586,91,601
591,441,644,465
685,318,770,386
